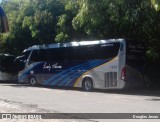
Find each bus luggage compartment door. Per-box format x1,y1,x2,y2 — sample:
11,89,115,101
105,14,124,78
105,72,117,88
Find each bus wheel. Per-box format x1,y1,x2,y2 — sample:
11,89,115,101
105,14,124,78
29,77,36,86
82,78,93,91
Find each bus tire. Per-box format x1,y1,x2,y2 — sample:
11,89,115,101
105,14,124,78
82,78,93,91
29,76,36,86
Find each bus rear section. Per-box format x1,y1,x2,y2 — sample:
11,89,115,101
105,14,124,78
74,41,125,90
123,40,146,88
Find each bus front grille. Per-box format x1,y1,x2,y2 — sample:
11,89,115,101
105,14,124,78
105,72,117,87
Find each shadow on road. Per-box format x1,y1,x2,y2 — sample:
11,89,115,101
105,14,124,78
95,88,160,97
0,81,160,97
145,98,160,101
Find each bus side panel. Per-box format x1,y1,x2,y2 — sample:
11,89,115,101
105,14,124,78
41,60,113,87
74,57,121,89
19,60,115,87
92,58,119,89
18,62,43,83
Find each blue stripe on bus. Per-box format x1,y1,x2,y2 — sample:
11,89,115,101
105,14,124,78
59,60,107,86
52,60,103,85
65,59,110,86
43,60,99,85
50,60,105,86
19,58,111,86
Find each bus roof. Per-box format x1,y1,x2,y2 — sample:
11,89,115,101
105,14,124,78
23,39,125,52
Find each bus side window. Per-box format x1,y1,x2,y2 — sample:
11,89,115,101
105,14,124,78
99,43,120,59
30,50,46,63
46,48,66,62
66,47,80,61
30,50,38,63
66,45,100,61
78,45,100,60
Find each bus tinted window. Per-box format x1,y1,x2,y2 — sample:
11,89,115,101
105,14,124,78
67,45,100,61
30,50,46,62
99,43,120,59
79,45,100,60
30,42,120,62
46,48,66,61
66,47,79,61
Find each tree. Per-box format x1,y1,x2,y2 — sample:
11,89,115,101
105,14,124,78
0,0,159,59
0,0,64,54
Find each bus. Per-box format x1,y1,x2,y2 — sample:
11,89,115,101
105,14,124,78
15,39,146,91
0,54,17,81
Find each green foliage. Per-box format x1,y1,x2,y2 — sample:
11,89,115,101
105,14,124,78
0,0,159,60
55,32,69,43
151,0,160,11
0,0,64,54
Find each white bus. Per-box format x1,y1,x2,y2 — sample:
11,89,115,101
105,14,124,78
15,39,146,91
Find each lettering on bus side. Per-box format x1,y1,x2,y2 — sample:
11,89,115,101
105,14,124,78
52,63,62,69
110,65,118,70
43,63,62,71
101,44,114,47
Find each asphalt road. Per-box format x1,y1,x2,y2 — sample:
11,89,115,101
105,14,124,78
0,82,160,122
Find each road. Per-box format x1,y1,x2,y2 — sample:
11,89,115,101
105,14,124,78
0,82,160,122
